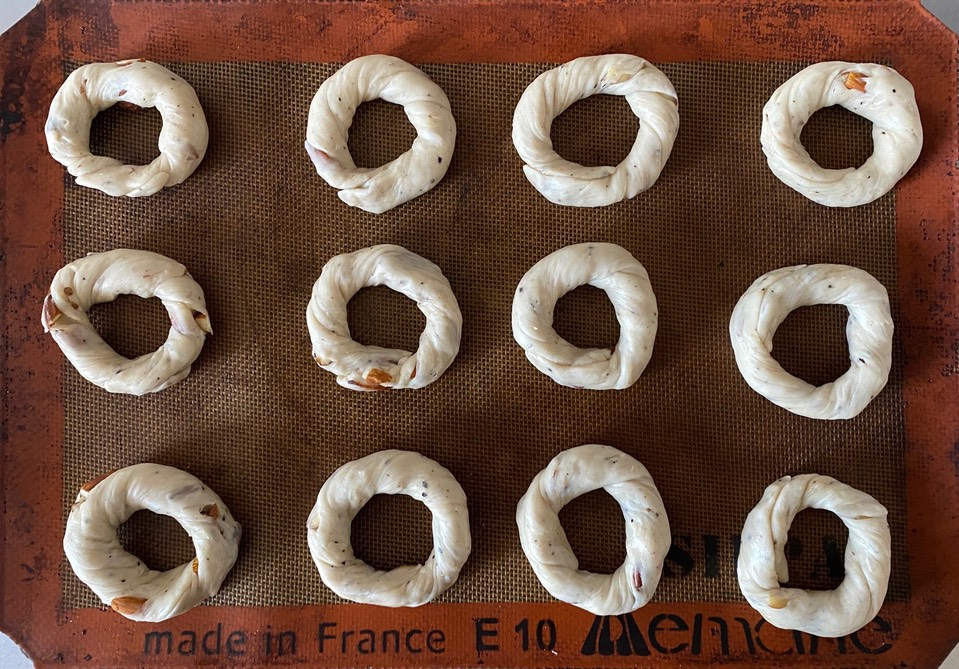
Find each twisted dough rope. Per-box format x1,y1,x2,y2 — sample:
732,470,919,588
516,444,670,616
64,464,241,622
512,243,658,390
512,54,679,207
307,450,471,607
45,59,208,197
306,244,462,391
305,54,456,214
729,264,893,420
41,249,212,395
761,62,922,207
738,474,890,637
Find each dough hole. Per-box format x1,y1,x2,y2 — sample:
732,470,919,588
348,99,417,169
118,510,194,572
550,95,638,168
771,304,849,388
89,104,162,167
351,493,434,572
552,285,619,351
558,489,626,574
780,508,848,592
347,285,425,351
87,295,169,360
799,106,874,171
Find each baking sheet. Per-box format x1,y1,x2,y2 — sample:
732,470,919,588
2,2,957,668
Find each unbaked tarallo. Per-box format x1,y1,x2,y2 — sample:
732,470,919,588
305,54,456,214
63,464,241,622
512,54,679,207
45,60,208,197
516,444,670,616
306,244,462,391
307,450,471,607
729,263,894,419
42,249,212,395
512,243,658,390
761,61,922,207
738,474,890,637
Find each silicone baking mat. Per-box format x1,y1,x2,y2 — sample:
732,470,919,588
60,60,908,608
2,2,957,668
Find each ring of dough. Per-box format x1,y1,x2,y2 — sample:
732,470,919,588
41,249,212,396
516,444,670,616
45,59,209,197
306,244,462,391
729,264,893,419
761,62,922,207
511,54,679,207
738,474,890,637
305,54,456,214
307,450,471,607
63,463,242,622
512,243,658,390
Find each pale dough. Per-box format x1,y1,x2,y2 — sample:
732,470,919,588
45,60,208,197
63,464,241,622
306,244,462,391
42,249,212,395
512,243,657,390
307,450,471,607
512,54,679,207
305,54,456,214
738,474,890,637
729,264,893,419
761,62,922,207
516,444,670,616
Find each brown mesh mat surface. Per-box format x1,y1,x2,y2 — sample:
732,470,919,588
59,61,907,608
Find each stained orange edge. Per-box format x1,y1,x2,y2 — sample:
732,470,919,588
1,1,958,668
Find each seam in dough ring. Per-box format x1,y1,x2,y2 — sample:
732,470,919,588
729,264,893,420
511,54,679,207
45,59,209,197
63,464,242,622
512,243,658,390
738,474,890,637
305,54,456,214
306,244,462,391
306,450,471,607
41,249,212,396
516,444,670,616
761,61,922,207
